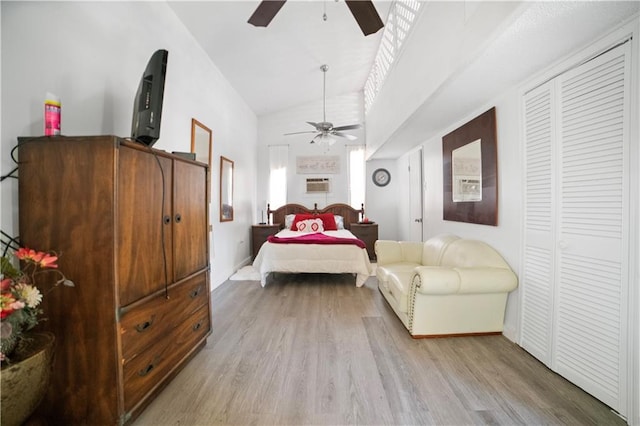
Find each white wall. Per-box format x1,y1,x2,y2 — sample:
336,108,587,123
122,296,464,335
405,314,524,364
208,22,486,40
0,1,258,289
365,159,398,240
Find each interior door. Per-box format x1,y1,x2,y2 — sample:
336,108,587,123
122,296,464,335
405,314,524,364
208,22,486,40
521,81,557,367
553,42,630,415
408,148,423,241
522,41,630,417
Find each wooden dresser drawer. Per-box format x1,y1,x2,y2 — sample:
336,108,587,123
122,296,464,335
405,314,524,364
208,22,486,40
122,305,210,411
120,273,208,361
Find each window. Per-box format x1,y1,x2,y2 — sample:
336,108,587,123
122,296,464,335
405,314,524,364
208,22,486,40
347,145,365,209
268,145,288,208
364,0,422,112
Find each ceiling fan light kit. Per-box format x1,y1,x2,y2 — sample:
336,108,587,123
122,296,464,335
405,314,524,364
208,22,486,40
283,64,362,146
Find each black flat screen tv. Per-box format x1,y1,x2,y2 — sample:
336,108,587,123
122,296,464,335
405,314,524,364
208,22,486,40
131,49,168,146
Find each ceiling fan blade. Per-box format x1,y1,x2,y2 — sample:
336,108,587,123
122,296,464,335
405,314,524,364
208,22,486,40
332,131,358,141
332,123,361,131
309,133,324,144
344,1,384,36
248,0,287,27
284,130,318,136
306,121,321,129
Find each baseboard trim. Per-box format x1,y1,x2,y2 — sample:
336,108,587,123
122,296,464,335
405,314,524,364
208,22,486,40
411,331,503,339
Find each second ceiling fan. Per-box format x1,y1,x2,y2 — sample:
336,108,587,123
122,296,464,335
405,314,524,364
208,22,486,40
248,0,384,36
284,64,361,145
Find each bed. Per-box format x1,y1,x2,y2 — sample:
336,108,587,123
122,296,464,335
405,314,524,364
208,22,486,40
252,203,373,287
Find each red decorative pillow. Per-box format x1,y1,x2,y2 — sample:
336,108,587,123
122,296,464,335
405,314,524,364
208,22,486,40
318,213,337,231
290,214,314,230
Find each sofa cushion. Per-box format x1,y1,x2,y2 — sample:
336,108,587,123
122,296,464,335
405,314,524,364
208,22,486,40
421,234,459,266
440,239,509,268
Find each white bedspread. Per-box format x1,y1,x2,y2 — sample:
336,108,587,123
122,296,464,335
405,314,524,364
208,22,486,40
252,229,372,287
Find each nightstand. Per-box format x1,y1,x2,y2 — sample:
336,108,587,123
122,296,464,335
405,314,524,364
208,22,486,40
251,224,281,259
350,223,378,260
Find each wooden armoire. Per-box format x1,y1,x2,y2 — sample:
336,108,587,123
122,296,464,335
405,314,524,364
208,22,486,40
18,135,211,425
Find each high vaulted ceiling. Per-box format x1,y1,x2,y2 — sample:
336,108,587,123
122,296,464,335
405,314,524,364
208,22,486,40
168,0,393,117
169,0,640,160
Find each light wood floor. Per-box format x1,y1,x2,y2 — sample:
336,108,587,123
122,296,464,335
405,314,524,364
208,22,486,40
134,273,624,425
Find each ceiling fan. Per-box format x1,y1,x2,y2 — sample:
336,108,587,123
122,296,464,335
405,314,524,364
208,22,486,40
248,0,384,36
284,64,361,145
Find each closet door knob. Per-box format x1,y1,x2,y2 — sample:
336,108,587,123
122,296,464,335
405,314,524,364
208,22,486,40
175,213,182,223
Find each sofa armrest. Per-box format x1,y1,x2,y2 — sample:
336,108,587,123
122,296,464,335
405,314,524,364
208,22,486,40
455,268,518,294
413,267,518,295
375,240,423,265
412,266,461,294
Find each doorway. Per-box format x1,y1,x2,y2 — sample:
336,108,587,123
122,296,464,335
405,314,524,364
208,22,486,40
408,148,423,241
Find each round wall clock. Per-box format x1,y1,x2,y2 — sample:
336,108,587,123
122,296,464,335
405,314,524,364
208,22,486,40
372,168,391,187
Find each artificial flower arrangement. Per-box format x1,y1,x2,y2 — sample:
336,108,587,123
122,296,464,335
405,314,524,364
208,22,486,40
0,247,74,363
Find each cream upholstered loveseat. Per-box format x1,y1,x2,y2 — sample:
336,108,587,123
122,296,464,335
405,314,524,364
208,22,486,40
375,234,518,338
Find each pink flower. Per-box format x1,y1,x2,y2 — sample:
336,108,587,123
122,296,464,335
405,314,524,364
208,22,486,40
16,247,58,269
0,293,19,319
0,279,11,291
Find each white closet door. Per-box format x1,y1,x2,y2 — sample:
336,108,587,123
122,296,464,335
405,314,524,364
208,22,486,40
522,41,630,417
521,82,557,367
555,43,629,414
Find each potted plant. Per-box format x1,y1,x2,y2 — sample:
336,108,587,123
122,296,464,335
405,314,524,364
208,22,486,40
1,246,74,426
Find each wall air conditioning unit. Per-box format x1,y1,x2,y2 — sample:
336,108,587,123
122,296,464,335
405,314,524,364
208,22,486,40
306,178,330,193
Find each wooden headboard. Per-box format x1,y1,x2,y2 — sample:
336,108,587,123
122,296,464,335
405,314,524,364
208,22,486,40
267,203,364,230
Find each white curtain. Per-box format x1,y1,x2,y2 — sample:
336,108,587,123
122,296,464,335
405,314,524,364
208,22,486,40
268,145,288,209
346,144,365,210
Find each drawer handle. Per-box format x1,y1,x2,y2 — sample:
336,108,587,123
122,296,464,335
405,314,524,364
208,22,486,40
192,322,202,331
135,316,156,333
190,286,203,299
138,363,155,377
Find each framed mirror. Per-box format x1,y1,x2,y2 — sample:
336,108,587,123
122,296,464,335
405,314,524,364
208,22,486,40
442,107,498,226
220,156,234,222
191,119,212,166
191,119,212,201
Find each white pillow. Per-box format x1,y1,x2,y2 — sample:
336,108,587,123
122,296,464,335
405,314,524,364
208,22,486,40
296,218,324,233
284,214,296,230
334,215,345,230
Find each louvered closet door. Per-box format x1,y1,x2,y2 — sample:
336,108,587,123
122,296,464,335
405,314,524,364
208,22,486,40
521,82,557,367
555,43,629,414
522,41,630,417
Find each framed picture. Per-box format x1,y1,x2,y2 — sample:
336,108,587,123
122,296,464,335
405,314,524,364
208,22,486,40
442,107,498,226
296,156,340,174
